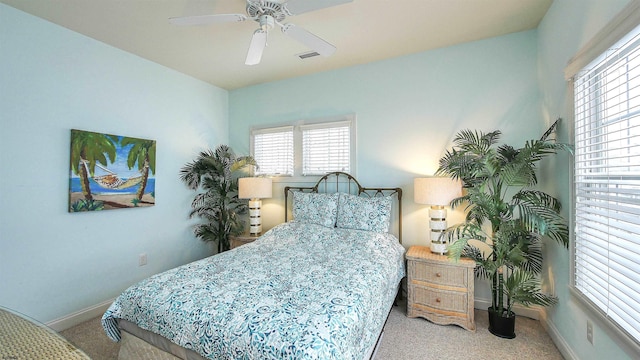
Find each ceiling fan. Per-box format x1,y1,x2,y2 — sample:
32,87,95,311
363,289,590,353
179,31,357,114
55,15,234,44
169,0,352,65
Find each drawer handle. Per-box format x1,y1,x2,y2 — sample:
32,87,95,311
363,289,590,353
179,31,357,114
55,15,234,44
435,272,442,277
436,298,441,303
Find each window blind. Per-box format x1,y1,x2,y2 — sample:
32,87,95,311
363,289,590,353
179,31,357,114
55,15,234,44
252,126,294,176
301,121,350,175
574,23,640,344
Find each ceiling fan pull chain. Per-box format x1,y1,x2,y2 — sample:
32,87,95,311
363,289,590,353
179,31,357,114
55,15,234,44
259,14,275,32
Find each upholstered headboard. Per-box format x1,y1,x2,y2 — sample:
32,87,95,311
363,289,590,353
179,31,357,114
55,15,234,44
284,171,402,243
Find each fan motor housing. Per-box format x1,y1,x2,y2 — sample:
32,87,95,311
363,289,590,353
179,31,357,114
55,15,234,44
246,1,287,22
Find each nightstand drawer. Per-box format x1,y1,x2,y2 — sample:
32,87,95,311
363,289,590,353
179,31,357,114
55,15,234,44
411,285,469,313
411,261,470,288
406,246,475,331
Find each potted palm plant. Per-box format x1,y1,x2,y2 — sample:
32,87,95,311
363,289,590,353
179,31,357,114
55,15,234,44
437,119,573,338
179,145,257,253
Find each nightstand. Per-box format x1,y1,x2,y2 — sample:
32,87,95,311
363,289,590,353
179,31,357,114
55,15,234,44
230,233,260,249
406,245,476,331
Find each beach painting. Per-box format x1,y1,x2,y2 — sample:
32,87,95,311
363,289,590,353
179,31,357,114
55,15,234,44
69,129,156,212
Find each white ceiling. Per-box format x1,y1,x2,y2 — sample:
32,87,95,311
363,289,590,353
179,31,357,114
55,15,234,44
1,0,552,90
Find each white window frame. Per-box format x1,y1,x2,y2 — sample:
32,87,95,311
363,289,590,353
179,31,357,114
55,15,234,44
301,120,352,176
251,125,294,177
566,1,640,354
250,114,357,182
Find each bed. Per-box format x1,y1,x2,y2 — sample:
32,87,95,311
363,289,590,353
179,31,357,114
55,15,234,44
102,172,405,360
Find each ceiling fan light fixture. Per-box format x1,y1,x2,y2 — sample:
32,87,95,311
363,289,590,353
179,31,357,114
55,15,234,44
259,15,275,32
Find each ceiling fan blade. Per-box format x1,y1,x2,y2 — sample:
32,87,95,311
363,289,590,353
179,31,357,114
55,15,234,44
245,30,268,66
284,0,352,15
169,14,247,26
281,24,336,57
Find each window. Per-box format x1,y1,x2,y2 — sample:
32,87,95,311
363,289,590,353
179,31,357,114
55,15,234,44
252,126,294,176
572,23,640,345
251,115,355,178
301,121,350,175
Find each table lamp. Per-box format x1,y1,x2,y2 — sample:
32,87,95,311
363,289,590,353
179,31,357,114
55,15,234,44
414,177,462,254
238,177,273,236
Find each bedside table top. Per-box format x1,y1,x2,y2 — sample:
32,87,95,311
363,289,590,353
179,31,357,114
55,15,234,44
406,245,476,267
231,233,261,240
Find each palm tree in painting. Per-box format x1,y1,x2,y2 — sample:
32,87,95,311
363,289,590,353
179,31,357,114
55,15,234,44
70,129,118,201
121,137,156,201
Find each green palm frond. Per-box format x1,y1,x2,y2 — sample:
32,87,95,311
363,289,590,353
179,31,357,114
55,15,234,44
505,268,558,311
460,245,493,279
513,190,562,212
512,191,568,247
540,118,560,141
193,223,218,243
447,237,470,261
496,144,519,163
438,118,571,313
500,157,537,187
448,194,468,210
445,222,487,263
453,129,501,154
121,137,156,172
231,156,258,172
70,130,117,175
438,149,476,182
181,144,257,253
520,236,543,274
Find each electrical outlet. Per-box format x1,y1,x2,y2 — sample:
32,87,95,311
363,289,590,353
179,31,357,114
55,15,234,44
587,320,594,345
139,253,147,266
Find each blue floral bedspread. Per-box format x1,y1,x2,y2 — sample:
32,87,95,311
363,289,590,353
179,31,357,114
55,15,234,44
102,222,406,360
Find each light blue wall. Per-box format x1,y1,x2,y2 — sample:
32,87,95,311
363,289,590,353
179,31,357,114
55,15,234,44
538,0,636,359
230,2,640,356
0,4,228,323
230,30,543,304
2,1,635,357
230,30,542,249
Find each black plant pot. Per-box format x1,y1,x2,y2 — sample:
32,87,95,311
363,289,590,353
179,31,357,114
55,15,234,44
488,307,516,339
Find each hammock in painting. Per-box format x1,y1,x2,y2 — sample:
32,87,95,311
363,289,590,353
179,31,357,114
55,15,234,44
82,160,144,190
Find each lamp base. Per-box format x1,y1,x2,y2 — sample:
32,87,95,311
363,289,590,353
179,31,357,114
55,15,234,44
248,199,262,236
429,206,448,255
430,242,448,255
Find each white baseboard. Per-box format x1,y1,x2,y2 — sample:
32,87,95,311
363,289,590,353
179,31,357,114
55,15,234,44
46,298,115,332
539,309,578,360
473,297,541,320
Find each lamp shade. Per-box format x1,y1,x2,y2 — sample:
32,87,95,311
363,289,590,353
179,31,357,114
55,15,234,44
238,177,273,199
414,177,462,206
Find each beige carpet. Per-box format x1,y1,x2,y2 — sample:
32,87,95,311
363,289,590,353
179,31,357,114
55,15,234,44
377,302,563,359
60,300,562,360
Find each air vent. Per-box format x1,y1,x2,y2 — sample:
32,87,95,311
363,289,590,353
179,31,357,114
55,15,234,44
297,51,320,60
